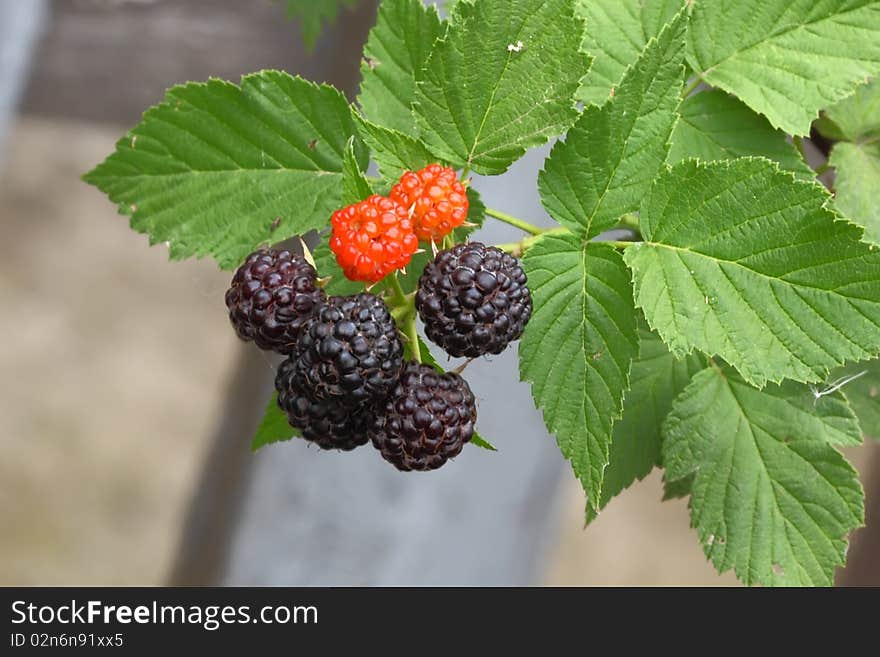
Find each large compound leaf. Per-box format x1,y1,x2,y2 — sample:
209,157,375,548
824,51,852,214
576,0,685,105
84,72,364,270
520,235,638,509
624,158,880,387
282,0,357,50
414,0,590,175
539,9,687,239
586,323,705,523
824,79,880,242
686,0,880,135
663,366,864,586
358,0,443,135
669,89,813,178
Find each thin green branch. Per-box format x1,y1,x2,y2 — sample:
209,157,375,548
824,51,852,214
495,227,569,256
486,207,544,235
682,77,702,97
388,272,420,363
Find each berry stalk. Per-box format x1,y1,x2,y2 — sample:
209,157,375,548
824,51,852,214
388,272,421,363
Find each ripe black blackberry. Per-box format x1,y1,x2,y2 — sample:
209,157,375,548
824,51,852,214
293,293,404,409
225,248,326,353
370,362,477,471
275,357,370,450
416,242,532,358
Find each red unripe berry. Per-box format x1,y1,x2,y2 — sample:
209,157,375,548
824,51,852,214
389,164,469,243
329,194,419,283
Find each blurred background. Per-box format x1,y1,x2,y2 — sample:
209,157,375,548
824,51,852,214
1,0,878,586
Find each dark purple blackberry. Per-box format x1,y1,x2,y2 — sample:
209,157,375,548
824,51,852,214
275,357,370,450
416,242,532,358
225,248,326,354
369,362,477,471
293,293,404,409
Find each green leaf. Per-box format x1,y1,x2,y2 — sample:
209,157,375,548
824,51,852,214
251,393,299,451
586,322,705,523
575,0,686,105
669,89,813,178
358,0,443,134
414,0,590,175
686,0,880,135
354,114,436,184
83,72,364,270
824,80,880,242
663,366,864,586
837,359,880,439
624,158,880,387
538,9,687,239
341,137,374,206
824,79,880,142
282,0,358,50
520,235,639,509
830,142,880,243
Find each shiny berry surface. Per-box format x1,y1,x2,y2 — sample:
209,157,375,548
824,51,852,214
225,248,325,354
389,164,469,243
369,362,476,471
329,194,418,283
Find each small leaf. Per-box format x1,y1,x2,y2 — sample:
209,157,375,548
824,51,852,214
837,359,880,440
281,0,357,49
585,322,704,523
251,393,299,451
414,0,590,175
358,0,444,134
520,235,639,509
625,158,880,387
669,89,813,178
686,0,880,135
341,136,374,206
663,366,864,586
83,72,364,270
354,114,437,184
824,79,880,242
824,78,880,143
539,8,687,239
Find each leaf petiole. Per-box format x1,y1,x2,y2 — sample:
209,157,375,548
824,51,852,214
485,207,544,235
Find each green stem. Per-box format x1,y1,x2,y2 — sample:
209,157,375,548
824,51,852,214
404,310,421,363
617,213,640,230
604,240,637,249
486,207,544,236
793,135,808,164
388,272,420,363
682,77,702,97
460,165,471,181
814,161,832,176
495,227,569,256
388,271,407,306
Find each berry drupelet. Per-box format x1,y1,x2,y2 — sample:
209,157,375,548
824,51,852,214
292,293,404,409
369,362,477,471
225,248,326,354
416,242,532,358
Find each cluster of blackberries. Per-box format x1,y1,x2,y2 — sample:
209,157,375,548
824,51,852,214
226,236,531,471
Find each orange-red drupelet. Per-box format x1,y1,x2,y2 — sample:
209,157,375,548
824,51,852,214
389,164,469,243
329,194,419,283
